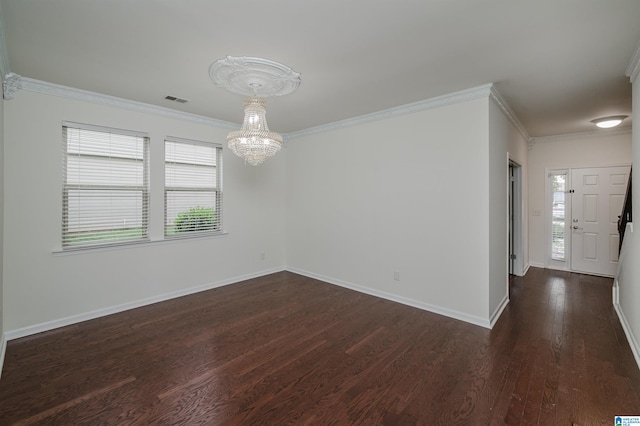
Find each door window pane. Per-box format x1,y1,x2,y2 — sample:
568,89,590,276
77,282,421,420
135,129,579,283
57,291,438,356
551,174,566,260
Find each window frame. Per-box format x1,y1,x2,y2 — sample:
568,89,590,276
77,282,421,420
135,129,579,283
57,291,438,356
164,136,223,239
61,121,150,250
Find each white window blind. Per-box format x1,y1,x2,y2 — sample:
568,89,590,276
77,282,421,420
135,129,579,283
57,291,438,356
62,122,149,248
165,137,222,237
551,173,567,261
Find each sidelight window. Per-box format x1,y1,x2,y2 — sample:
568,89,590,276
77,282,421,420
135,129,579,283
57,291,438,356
551,173,567,261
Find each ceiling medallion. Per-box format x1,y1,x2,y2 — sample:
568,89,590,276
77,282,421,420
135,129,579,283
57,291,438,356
209,56,301,97
210,56,301,166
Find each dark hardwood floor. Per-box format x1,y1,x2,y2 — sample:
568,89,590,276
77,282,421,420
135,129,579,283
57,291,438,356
1,268,639,425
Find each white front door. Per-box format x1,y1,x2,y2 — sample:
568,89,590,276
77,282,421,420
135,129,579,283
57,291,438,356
570,166,630,277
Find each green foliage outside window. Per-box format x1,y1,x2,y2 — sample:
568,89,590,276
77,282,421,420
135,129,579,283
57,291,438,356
174,206,217,232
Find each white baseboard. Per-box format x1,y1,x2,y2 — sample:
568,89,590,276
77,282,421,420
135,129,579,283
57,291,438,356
0,333,6,380
614,302,640,372
5,264,502,342
528,261,545,269
5,267,285,341
522,263,531,276
286,267,492,329
490,294,509,328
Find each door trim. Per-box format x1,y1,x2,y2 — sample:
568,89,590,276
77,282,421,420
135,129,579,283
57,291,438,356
544,164,631,276
509,159,523,276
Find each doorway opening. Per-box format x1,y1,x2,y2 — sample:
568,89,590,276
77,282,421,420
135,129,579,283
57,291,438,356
509,160,523,276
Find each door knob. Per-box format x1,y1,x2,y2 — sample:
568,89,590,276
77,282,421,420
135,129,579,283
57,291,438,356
573,226,582,230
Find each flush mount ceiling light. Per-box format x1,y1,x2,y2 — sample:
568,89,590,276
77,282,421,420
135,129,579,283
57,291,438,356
591,115,628,129
210,56,301,166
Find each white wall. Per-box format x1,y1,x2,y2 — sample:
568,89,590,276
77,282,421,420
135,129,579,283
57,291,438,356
0,76,5,374
615,54,640,368
506,114,529,275
0,83,526,339
528,131,632,267
3,89,286,334
488,98,529,321
285,97,494,326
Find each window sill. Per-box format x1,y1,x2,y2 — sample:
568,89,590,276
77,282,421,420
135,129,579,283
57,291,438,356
52,231,229,256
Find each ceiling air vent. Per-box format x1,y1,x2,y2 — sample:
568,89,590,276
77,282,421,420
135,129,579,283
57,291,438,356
164,95,189,103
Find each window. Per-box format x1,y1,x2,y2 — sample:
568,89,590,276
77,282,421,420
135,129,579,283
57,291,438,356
165,137,222,237
62,122,149,248
550,172,567,261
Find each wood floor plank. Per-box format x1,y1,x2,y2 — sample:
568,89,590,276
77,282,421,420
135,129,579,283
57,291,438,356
1,268,640,424
14,376,137,426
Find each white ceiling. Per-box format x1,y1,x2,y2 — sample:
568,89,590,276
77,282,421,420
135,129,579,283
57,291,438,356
1,0,639,137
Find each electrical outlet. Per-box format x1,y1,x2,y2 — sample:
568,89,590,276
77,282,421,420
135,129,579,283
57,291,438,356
393,271,400,281
261,252,266,261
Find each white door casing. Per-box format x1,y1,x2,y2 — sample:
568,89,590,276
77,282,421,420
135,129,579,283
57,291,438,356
570,166,630,277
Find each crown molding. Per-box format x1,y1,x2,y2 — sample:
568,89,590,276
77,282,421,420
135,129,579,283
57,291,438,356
10,71,600,147
8,74,239,129
286,83,495,140
287,83,531,144
530,126,632,144
626,39,640,83
6,74,525,141
488,85,531,144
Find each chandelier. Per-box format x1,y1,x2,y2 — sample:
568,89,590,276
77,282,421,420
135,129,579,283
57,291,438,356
227,96,282,166
210,56,301,166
